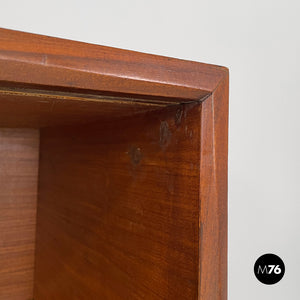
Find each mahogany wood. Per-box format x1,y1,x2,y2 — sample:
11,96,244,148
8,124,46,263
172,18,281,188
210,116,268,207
199,77,228,300
0,28,228,300
0,87,165,128
35,103,201,299
0,28,227,102
0,129,39,300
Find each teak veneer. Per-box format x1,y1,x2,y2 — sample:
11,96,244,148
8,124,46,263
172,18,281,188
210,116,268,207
0,28,228,300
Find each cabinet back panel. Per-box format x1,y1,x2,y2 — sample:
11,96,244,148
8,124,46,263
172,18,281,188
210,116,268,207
35,103,201,299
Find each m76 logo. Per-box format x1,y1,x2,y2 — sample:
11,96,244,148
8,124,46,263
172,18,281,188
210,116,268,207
257,265,282,274
254,254,285,284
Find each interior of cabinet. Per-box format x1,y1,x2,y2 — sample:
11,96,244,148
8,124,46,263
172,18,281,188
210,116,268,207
0,85,202,299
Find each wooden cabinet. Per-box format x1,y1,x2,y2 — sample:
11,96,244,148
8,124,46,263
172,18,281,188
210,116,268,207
0,28,228,300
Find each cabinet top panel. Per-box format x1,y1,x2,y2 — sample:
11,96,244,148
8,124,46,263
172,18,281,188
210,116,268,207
0,28,228,103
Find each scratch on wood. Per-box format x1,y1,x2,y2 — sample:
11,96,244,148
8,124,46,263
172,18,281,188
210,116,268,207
159,121,171,148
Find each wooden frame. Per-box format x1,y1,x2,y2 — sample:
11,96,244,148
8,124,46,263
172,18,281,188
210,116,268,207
0,28,228,299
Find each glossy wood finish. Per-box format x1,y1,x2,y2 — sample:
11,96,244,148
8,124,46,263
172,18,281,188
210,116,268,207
0,129,39,300
0,28,228,299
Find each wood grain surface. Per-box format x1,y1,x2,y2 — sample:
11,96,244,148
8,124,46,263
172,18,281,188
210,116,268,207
0,87,167,128
35,103,202,299
199,76,229,300
0,129,39,300
0,28,229,299
0,28,227,102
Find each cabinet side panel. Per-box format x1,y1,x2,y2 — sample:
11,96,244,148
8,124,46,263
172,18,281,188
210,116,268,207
199,77,229,300
0,129,39,300
34,104,201,299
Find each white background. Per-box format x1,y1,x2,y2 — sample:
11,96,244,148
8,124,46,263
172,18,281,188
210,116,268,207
1,1,299,299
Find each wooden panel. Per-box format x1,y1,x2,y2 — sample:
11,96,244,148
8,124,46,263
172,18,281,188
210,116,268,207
0,28,227,102
198,76,229,299
0,87,167,128
0,129,39,300
35,102,202,299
